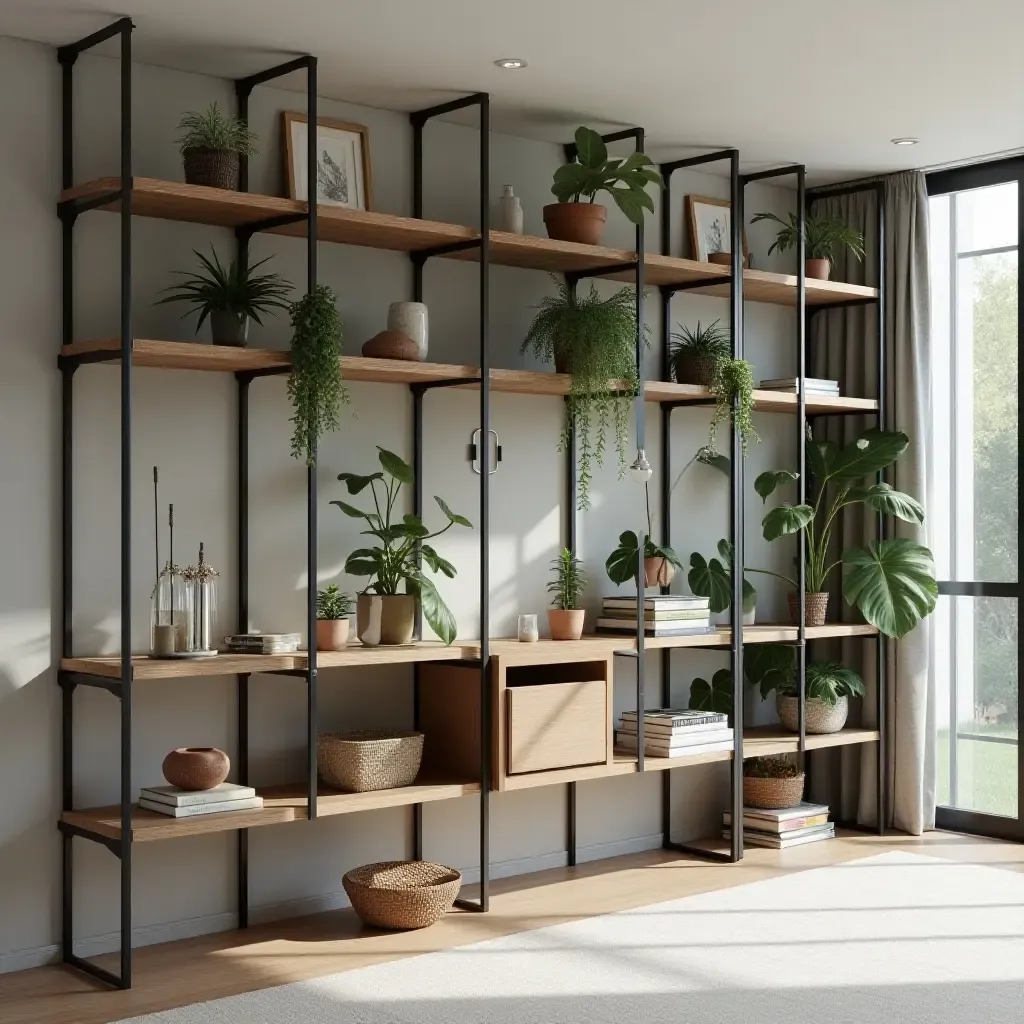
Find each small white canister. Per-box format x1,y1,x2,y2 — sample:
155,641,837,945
387,302,428,360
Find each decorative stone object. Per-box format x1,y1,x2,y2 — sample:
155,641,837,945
362,330,421,361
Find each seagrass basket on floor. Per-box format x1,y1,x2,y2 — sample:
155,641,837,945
318,730,423,792
343,860,462,929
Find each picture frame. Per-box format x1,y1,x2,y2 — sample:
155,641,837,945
283,112,373,211
685,195,749,264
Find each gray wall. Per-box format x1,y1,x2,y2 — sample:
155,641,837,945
0,34,799,970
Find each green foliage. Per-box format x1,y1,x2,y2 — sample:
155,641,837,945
155,247,292,330
669,318,729,372
606,481,682,586
316,585,354,620
176,102,258,155
287,285,348,465
745,645,864,705
522,277,643,509
743,755,801,779
551,126,664,225
708,358,759,456
687,539,756,614
688,668,734,715
331,448,472,644
548,549,585,610
750,211,865,265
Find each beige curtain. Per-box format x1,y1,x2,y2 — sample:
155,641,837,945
809,170,934,834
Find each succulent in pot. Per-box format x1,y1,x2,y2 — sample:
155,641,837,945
547,548,586,640
606,482,683,589
332,447,472,645
315,585,354,651
176,102,258,191
750,211,865,281
669,319,730,387
545,126,663,245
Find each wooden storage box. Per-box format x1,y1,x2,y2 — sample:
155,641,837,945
507,678,607,774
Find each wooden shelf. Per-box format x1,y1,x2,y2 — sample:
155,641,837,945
742,725,880,757
640,623,879,650
60,653,303,680
644,379,879,415
313,642,467,667
62,775,479,842
62,178,879,308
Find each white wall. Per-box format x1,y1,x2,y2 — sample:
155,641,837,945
0,35,798,971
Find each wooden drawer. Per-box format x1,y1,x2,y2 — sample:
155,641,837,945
507,679,607,775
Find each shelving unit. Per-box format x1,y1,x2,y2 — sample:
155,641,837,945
56,18,887,991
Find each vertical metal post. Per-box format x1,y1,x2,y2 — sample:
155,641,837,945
565,394,578,866
797,168,808,766
875,182,887,833
236,371,250,926
412,385,424,859
412,121,424,298
634,129,647,775
659,280,673,845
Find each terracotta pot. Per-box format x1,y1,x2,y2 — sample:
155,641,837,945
806,257,831,280
357,593,416,646
542,202,607,245
316,617,350,651
162,747,230,791
182,147,239,191
644,556,676,588
788,591,829,626
548,608,585,641
778,694,849,735
209,309,248,347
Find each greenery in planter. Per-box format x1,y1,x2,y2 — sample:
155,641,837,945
707,358,759,456
743,755,801,779
316,585,354,620
750,211,865,267
688,668,734,715
176,102,258,156
605,482,683,586
687,539,757,616
288,285,348,465
522,277,645,509
548,548,585,610
551,126,664,224
155,246,292,332
331,447,472,645
744,645,865,705
668,319,730,380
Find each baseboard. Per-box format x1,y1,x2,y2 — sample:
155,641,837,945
1,832,668,971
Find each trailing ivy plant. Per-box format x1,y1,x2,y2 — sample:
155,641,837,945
522,277,645,509
176,102,258,155
707,358,759,456
548,548,585,610
750,211,865,267
288,285,348,465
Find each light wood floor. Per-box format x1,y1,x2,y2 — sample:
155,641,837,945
2,830,1021,1024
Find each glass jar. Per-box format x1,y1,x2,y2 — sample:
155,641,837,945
517,614,539,643
150,562,190,655
187,545,220,653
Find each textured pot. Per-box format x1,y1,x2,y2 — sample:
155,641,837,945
162,747,230,791
743,771,805,810
543,202,607,245
209,309,249,347
182,147,239,191
548,608,585,641
387,302,429,360
357,594,416,646
316,618,350,651
788,591,829,626
362,330,421,361
806,257,831,280
778,694,849,734
672,353,721,386
644,556,676,588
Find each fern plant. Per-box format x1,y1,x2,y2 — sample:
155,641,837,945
522,277,643,509
751,212,865,266
547,549,585,610
707,358,759,456
288,285,348,465
176,102,258,155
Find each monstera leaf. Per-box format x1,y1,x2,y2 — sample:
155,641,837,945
846,483,924,524
761,503,814,542
842,538,938,639
688,668,735,716
754,470,799,503
743,644,796,700
830,429,909,483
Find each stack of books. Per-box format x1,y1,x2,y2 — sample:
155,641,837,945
596,595,712,637
223,632,301,655
758,376,840,397
616,708,734,758
139,783,264,818
722,801,834,849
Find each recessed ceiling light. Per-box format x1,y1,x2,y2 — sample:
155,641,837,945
891,137,919,146
494,58,528,69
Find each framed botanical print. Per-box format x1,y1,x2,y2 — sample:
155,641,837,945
283,112,373,211
685,194,749,264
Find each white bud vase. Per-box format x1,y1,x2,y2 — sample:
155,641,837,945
498,185,523,234
386,302,428,360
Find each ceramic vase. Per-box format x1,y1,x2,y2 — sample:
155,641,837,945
387,302,428,360
162,747,230,791
498,185,524,234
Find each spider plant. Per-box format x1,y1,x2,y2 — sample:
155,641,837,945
176,102,258,155
751,211,865,266
668,319,730,385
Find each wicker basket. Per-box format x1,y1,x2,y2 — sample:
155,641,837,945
183,147,239,191
343,860,461,929
777,694,849,734
743,771,806,810
318,731,424,792
672,353,720,386
788,591,829,626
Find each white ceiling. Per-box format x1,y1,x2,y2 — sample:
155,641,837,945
4,0,1023,184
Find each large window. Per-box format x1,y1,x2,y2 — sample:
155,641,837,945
928,160,1022,838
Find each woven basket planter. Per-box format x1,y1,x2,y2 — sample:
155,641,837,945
777,694,849,734
743,771,806,810
183,147,239,191
672,354,720,386
788,591,829,627
318,731,423,792
343,860,462,929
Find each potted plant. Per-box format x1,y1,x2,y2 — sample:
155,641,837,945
750,211,865,281
176,102,258,191
742,756,805,810
316,585,354,651
522,277,643,510
606,482,683,588
687,539,757,625
752,429,937,636
155,246,292,346
707,358,758,456
669,319,730,386
288,285,348,465
332,447,472,645
545,126,663,245
547,548,586,640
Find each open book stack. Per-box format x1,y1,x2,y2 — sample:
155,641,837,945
139,783,264,818
596,595,712,637
616,708,734,758
758,376,840,397
722,801,834,849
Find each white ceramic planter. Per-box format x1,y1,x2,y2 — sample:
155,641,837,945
387,302,428,360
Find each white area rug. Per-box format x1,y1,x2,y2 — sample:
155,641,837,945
120,852,1024,1023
